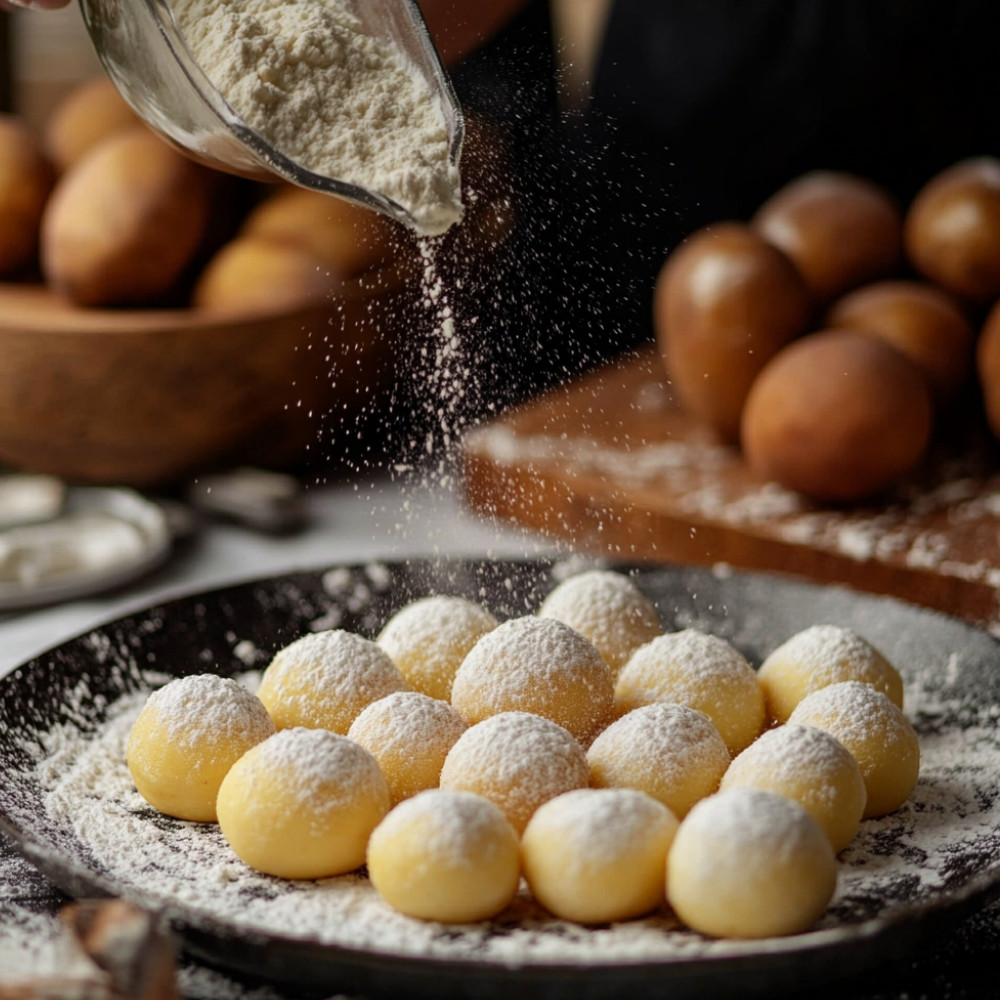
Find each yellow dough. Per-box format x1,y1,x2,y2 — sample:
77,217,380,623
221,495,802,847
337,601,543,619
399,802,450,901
521,787,678,924
450,616,614,745
256,628,408,734
536,569,662,677
614,629,765,755
126,673,275,822
586,703,730,818
788,681,920,818
216,727,390,879
367,789,520,923
438,711,589,834
347,690,468,805
377,595,499,701
757,623,904,724
667,787,837,939
720,723,867,852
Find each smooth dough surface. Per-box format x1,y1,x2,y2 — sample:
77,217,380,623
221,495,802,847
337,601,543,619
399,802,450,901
521,787,678,924
787,680,920,817
367,789,520,923
377,595,499,701
667,787,837,939
720,722,867,851
586,703,730,818
216,727,390,879
537,569,662,677
757,623,904,724
614,629,765,755
347,690,468,804
126,673,275,822
256,628,408,734
439,711,589,833
450,615,614,744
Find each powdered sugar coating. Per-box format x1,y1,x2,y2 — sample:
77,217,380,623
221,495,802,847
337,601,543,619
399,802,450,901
451,616,614,744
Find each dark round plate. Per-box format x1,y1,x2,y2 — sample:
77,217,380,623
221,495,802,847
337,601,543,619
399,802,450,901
1,558,999,1000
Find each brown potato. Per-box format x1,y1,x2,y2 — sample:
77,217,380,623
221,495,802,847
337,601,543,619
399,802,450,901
192,236,341,313
740,330,932,503
825,280,975,406
904,157,1000,304
0,114,55,276
43,76,139,174
654,222,812,441
41,128,214,306
752,171,903,303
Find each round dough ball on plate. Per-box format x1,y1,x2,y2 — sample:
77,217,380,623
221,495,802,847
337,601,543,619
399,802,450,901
721,723,867,852
587,703,730,818
367,789,520,923
521,787,678,924
126,673,275,822
450,616,614,745
377,595,498,701
537,569,662,677
614,629,764,755
667,787,837,939
216,727,390,879
757,623,903,724
347,690,468,804
256,628,408,734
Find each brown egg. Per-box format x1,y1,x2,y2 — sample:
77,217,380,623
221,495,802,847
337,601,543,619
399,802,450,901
654,222,812,441
740,330,932,503
752,171,903,303
825,280,975,405
0,114,55,276
904,157,1000,304
974,300,1000,443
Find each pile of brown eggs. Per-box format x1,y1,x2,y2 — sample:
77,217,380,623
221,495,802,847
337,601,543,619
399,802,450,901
653,160,1000,502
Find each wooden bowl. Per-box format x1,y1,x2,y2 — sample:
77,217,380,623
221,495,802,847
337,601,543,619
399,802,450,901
0,271,411,487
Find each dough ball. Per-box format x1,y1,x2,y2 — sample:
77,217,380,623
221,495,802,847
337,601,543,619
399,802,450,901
216,727,389,879
126,673,274,822
614,629,764,755
367,789,520,923
257,628,408,734
587,703,730,818
439,711,589,834
667,787,837,939
450,616,614,745
521,788,678,924
721,723,867,852
788,681,920,818
347,691,468,805
757,623,903,725
537,569,662,677
377,595,498,701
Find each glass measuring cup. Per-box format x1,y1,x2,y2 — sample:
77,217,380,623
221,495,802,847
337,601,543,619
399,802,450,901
76,0,465,233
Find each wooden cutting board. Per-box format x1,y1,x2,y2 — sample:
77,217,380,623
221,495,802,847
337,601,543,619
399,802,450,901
461,345,1000,633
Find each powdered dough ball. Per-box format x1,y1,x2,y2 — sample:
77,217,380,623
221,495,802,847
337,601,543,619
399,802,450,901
216,727,389,879
377,595,499,701
126,674,275,822
667,787,837,939
788,681,920,818
347,691,468,805
367,789,520,923
757,623,903,725
587,703,730,818
522,788,679,924
439,712,589,834
721,723,867,852
614,629,764,755
257,629,408,734
450,616,614,745
537,569,662,677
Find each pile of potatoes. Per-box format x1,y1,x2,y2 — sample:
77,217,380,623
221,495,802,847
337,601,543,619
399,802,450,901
654,161,1000,503
0,76,401,313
